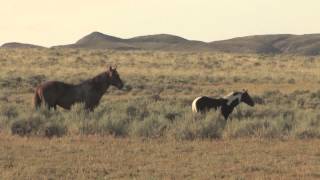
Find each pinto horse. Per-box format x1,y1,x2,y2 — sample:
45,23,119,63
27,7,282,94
192,90,255,120
33,66,123,111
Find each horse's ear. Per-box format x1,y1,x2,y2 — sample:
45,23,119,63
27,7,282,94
108,66,113,71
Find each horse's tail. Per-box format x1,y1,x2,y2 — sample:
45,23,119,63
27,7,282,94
33,88,42,109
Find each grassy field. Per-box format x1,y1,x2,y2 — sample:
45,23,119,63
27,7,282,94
1,136,320,179
0,48,320,178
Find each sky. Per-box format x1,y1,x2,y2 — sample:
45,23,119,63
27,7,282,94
1,0,320,47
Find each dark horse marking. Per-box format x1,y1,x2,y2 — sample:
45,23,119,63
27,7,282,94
33,66,123,111
192,90,254,120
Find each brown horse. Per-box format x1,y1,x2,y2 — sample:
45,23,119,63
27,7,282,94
33,66,123,111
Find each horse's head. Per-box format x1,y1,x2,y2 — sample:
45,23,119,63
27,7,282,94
107,66,124,89
241,89,255,106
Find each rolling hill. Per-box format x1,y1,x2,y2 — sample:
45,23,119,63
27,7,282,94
1,42,45,49
3,32,320,55
209,34,320,55
53,31,207,51
52,32,320,55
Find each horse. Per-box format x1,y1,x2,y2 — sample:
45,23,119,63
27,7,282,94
33,66,123,111
192,90,255,120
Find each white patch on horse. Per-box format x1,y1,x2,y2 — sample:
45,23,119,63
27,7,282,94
192,96,203,113
225,93,242,106
223,92,234,98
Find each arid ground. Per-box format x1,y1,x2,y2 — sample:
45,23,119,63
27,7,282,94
0,48,320,179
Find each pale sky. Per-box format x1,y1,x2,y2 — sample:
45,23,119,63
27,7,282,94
1,0,320,47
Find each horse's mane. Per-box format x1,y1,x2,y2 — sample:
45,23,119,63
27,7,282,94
223,92,235,99
76,71,109,92
223,91,241,99
79,72,106,84
223,91,243,105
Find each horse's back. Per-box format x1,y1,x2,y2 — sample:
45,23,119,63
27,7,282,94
192,96,226,113
37,81,73,93
38,81,72,89
36,81,74,101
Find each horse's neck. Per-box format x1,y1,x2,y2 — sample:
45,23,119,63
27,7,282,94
76,78,110,97
228,99,241,109
225,93,242,105
221,100,240,119
222,95,241,112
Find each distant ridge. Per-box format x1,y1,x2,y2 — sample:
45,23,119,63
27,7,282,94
1,42,45,49
52,32,207,51
128,34,189,43
52,32,320,55
208,34,320,55
3,32,320,55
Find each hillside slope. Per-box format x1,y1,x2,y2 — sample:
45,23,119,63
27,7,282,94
1,42,45,49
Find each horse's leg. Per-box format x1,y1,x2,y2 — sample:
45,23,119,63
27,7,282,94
48,104,53,110
46,102,56,111
85,105,95,112
43,102,51,110
42,95,54,110
88,107,95,112
84,101,96,112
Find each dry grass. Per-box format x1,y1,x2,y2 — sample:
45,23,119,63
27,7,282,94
0,135,320,179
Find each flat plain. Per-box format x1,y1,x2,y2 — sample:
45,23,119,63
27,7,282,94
0,48,320,179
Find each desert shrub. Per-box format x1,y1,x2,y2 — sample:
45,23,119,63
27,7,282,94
43,122,67,138
130,114,168,138
310,90,320,99
295,128,320,139
224,109,320,139
197,112,226,139
78,118,99,135
11,119,33,136
125,99,150,120
293,111,320,139
173,111,226,140
223,119,280,139
11,112,45,136
165,112,181,122
99,112,129,137
11,110,67,137
62,103,91,134
276,115,296,133
0,104,19,119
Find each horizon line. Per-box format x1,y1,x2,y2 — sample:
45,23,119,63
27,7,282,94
1,31,319,48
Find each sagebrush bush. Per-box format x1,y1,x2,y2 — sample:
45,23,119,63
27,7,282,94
11,109,67,137
130,114,168,138
43,122,67,138
172,111,226,140
99,112,129,137
2,93,320,140
223,118,281,139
